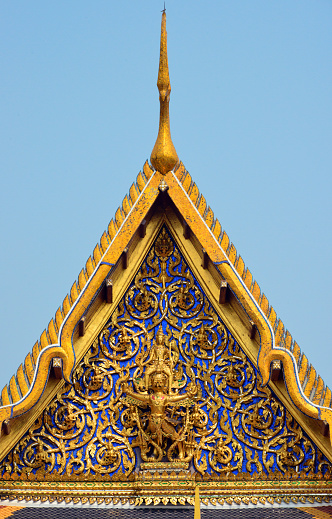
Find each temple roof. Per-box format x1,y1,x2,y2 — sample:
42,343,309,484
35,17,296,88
1,157,332,440
0,8,331,484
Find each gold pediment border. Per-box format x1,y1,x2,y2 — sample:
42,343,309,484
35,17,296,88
0,202,331,473
0,197,165,462
1,164,332,464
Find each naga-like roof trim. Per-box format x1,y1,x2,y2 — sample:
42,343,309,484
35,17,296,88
1,161,332,447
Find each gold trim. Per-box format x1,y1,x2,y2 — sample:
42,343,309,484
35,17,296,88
163,206,332,462
1,486,331,507
150,12,179,175
1,153,332,503
165,170,332,445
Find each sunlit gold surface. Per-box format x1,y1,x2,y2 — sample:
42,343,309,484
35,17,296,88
1,482,332,507
1,226,331,504
123,333,198,463
150,12,179,175
1,221,332,505
2,160,332,454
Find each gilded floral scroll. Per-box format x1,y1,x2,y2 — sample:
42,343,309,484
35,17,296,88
1,227,331,481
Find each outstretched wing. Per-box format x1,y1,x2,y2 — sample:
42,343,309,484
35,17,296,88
168,398,194,408
123,395,148,408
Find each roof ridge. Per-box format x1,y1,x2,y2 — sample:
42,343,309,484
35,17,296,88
0,160,154,408
173,162,332,410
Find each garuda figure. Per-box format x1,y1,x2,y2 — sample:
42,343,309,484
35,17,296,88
122,329,198,463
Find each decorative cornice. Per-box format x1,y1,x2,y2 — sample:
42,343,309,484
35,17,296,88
1,481,332,507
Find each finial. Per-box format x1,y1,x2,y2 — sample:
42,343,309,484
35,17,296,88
150,11,179,175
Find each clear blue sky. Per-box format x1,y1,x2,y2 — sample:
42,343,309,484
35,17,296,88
0,1,331,394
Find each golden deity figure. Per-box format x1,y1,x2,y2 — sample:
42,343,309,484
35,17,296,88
117,326,131,352
123,371,197,462
143,328,174,392
63,402,78,429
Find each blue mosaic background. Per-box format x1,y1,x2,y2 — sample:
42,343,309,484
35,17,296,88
1,227,331,480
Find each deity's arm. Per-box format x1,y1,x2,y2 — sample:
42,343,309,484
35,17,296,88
123,384,148,403
168,392,191,403
168,384,197,403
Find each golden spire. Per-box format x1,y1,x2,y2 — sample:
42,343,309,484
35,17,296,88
150,10,179,175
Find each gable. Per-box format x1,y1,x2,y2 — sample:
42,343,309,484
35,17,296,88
1,164,332,456
1,224,331,506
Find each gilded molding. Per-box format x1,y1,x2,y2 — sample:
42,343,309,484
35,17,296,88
1,482,332,507
0,347,69,425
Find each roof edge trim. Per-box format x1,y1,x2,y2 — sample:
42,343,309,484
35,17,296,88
166,169,332,445
0,167,162,429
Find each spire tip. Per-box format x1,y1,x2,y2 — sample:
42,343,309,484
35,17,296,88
150,10,179,175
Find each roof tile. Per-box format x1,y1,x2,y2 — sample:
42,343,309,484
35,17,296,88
9,374,20,403
220,230,229,252
212,219,222,241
